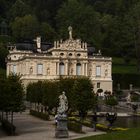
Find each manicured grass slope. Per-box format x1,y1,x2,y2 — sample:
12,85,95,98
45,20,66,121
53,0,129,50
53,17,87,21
112,57,138,74
76,128,140,140
112,65,137,74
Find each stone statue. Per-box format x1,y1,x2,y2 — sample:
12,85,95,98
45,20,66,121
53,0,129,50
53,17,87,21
57,91,68,115
68,26,73,40
55,91,69,138
36,36,41,49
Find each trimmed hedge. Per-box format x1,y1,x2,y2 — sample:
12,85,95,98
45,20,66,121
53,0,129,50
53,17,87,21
68,120,82,133
113,73,140,89
30,110,50,120
1,120,16,135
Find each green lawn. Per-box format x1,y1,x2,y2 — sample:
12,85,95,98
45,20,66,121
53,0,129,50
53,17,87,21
112,57,138,74
76,128,140,140
112,57,137,65
112,65,138,74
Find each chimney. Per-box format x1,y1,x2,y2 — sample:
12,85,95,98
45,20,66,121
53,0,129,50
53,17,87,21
36,36,41,52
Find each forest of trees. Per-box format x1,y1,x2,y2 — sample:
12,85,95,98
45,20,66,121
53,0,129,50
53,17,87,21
1,0,140,63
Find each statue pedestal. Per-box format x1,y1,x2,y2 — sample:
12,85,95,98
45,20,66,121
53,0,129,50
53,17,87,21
55,115,69,138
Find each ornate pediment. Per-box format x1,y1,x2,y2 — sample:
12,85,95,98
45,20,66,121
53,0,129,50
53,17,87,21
53,26,87,51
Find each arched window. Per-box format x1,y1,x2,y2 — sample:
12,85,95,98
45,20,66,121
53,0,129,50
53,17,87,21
59,62,65,75
76,63,81,75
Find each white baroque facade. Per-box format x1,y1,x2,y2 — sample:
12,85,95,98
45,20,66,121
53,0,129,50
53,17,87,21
6,27,112,92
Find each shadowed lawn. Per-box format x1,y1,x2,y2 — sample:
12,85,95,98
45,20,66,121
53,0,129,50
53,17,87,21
75,128,140,140
112,57,138,74
112,65,138,74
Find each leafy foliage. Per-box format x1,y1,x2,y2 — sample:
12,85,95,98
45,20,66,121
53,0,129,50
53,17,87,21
0,44,8,68
26,77,96,115
11,14,39,41
0,74,24,126
72,77,95,114
42,81,59,111
105,95,118,107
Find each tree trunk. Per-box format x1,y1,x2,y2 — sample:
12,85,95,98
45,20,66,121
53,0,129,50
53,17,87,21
135,25,140,72
11,111,13,125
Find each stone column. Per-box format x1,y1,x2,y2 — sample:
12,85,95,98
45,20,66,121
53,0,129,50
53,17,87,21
26,61,30,75
74,62,77,75
82,63,85,75
19,63,21,75
92,63,96,77
86,63,88,76
34,62,37,75
65,62,68,75
43,62,46,75
7,64,9,75
57,62,60,75
84,63,88,76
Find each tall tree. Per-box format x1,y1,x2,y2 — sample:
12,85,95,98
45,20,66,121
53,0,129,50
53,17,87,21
0,44,8,68
128,2,140,71
42,81,59,113
8,0,31,20
40,22,56,42
72,77,95,115
11,14,39,41
0,74,24,124
56,0,101,47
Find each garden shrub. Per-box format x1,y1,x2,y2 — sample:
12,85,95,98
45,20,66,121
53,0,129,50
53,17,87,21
68,120,82,133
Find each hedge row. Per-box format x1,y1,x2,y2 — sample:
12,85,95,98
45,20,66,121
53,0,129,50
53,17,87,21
68,117,128,132
113,73,140,89
30,110,50,120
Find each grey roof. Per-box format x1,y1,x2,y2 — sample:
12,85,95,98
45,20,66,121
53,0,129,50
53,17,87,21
15,42,95,54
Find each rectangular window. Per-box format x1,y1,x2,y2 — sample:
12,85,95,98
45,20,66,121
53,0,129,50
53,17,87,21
13,65,17,74
59,64,64,75
37,64,43,75
97,82,100,88
96,66,101,76
76,65,81,75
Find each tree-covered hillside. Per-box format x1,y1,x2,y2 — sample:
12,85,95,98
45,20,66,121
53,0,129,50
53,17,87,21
0,0,140,70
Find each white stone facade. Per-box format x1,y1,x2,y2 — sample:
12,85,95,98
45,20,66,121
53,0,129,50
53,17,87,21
6,27,112,92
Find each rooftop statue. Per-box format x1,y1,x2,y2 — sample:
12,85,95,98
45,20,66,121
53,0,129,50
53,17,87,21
68,26,73,40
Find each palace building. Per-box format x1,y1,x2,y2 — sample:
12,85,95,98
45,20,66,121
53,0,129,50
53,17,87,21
6,27,112,92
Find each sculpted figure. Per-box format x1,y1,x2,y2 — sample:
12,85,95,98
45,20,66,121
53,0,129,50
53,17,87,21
57,91,68,115
68,26,73,40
